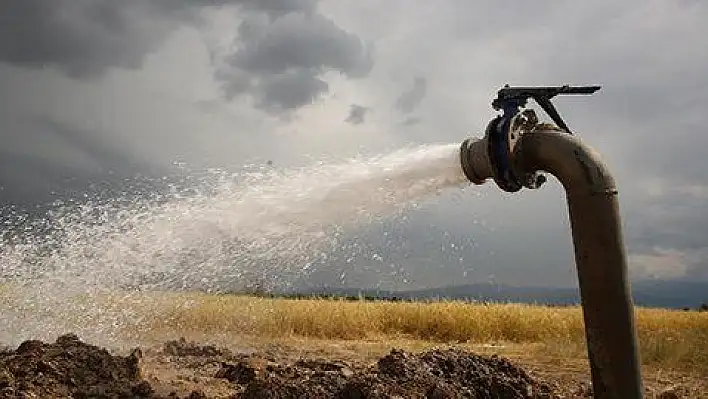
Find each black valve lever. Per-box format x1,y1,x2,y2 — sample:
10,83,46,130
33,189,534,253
491,84,601,134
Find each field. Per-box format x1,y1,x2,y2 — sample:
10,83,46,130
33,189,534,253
138,293,708,371
3,292,708,397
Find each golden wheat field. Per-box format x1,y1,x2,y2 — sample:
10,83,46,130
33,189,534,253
122,293,708,373
4,288,708,396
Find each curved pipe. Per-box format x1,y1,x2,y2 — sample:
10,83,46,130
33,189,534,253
461,130,642,399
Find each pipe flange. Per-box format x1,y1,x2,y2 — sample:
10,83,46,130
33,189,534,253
486,109,549,192
486,113,523,192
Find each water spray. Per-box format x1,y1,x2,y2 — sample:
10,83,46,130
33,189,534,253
1,143,468,347
1,80,641,396
459,85,642,399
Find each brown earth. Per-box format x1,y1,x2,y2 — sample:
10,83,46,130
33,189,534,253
0,335,704,398
0,334,151,398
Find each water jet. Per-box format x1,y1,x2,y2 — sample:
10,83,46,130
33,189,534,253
0,84,643,397
459,85,642,399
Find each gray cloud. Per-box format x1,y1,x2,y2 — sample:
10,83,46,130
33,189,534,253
359,0,708,282
401,117,421,126
0,0,182,78
345,104,369,125
0,118,166,211
0,0,327,80
509,1,708,281
239,0,318,16
1,0,707,289
216,11,374,113
623,182,708,280
255,69,329,112
161,0,320,18
395,77,427,114
520,4,708,188
0,0,373,116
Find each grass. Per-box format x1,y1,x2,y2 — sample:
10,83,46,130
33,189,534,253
3,285,704,373
137,293,708,373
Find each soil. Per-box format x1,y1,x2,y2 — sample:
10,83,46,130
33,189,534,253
0,335,703,398
220,348,556,398
0,334,151,398
0,335,557,398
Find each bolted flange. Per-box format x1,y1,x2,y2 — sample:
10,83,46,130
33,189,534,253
487,109,548,192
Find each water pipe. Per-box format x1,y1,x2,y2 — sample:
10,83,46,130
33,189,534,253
458,85,642,399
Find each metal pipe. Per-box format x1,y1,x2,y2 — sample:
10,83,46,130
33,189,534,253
459,129,643,399
460,136,491,185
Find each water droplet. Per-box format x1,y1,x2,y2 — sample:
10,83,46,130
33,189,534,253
1,143,467,345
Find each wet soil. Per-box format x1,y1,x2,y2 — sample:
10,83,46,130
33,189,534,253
1,335,557,398
218,347,557,398
0,334,152,398
0,335,703,398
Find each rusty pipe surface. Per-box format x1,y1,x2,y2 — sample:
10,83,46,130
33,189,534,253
460,130,643,399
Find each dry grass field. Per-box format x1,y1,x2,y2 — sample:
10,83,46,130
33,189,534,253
3,289,708,397
133,293,708,373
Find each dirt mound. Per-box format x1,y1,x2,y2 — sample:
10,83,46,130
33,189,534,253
217,348,558,398
163,338,227,358
1,335,559,398
0,334,152,398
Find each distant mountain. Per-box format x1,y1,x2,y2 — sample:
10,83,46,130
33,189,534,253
295,279,708,309
630,279,708,309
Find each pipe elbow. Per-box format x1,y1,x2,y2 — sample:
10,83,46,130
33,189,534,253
514,130,618,197
460,126,641,397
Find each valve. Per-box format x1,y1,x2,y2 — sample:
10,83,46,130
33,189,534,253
485,84,601,192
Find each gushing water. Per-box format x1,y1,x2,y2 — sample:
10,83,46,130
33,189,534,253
0,143,467,347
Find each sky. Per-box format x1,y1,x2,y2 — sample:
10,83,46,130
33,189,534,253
1,0,707,289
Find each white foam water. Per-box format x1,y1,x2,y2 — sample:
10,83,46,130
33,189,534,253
0,143,467,346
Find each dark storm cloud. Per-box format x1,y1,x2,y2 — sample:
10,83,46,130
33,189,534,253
0,0,327,81
2,0,707,287
254,69,329,112
395,77,427,114
345,104,369,125
215,11,374,113
0,119,166,210
0,0,182,78
0,0,373,113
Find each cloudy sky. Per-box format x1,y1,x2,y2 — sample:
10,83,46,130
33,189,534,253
1,0,707,289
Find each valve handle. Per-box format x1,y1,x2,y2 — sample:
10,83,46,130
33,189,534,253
492,84,601,134
485,84,600,192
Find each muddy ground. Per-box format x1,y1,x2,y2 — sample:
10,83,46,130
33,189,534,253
0,335,701,398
